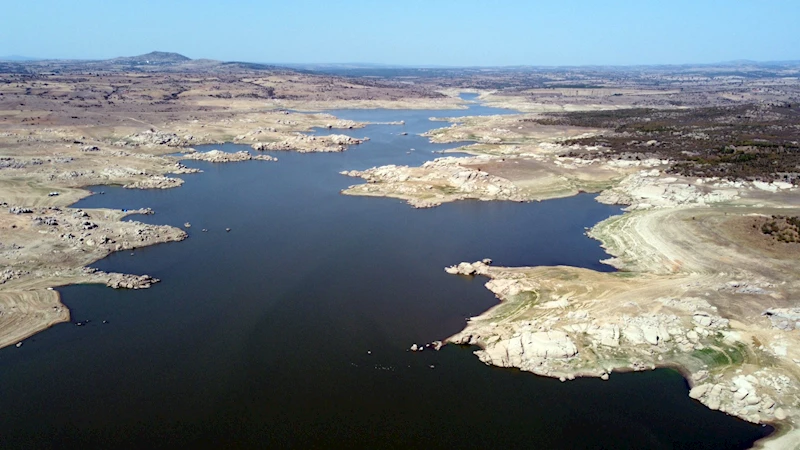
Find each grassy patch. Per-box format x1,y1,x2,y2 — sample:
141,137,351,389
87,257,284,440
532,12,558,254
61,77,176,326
728,343,746,365
438,185,461,195
490,290,539,322
692,341,748,369
612,271,638,279
692,348,730,367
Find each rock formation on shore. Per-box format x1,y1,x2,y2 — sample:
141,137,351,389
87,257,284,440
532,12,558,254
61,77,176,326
446,199,800,428
341,156,527,208
118,130,193,148
103,273,160,289
0,205,187,347
182,149,276,163
252,134,367,153
123,175,184,189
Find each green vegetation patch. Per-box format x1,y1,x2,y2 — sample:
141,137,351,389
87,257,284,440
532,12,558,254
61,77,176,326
692,347,731,367
490,290,539,321
692,341,747,369
612,271,638,279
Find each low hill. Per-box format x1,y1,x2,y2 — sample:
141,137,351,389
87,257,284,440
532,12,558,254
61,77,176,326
111,51,192,65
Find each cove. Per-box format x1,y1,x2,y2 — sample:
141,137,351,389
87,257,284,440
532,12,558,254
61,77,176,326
0,98,771,449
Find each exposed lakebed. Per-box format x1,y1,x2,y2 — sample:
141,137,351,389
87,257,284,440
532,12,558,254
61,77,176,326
0,97,770,448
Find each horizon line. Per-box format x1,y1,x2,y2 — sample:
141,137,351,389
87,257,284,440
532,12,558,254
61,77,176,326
2,52,800,70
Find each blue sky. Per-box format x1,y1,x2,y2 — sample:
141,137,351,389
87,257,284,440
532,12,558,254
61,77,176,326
2,0,798,66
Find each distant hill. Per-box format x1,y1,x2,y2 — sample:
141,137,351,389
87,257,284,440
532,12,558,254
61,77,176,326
0,51,299,75
110,51,192,65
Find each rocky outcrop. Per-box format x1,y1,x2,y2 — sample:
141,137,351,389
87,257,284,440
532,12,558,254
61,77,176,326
172,162,202,174
123,176,184,189
118,130,191,147
182,149,276,163
763,308,800,331
466,331,579,368
6,205,186,257
341,156,527,208
252,134,367,153
689,373,789,423
443,255,800,425
444,259,493,275
0,202,188,351
104,273,160,289
597,170,740,209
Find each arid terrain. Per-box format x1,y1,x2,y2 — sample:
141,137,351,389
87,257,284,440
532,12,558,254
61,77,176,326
335,64,800,448
0,52,458,346
2,52,800,448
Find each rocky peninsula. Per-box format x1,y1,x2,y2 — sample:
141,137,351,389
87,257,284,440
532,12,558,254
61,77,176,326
338,99,800,447
348,108,798,448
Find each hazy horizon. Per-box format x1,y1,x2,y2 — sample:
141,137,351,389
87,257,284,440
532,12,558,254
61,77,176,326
3,52,800,69
2,0,799,66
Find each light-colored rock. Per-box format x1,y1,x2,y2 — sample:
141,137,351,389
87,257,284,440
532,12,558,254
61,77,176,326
123,176,184,190
253,134,366,153
104,273,159,289
689,383,711,399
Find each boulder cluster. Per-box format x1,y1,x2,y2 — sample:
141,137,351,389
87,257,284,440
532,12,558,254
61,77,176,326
689,373,789,423
252,134,367,153
182,149,276,163
105,273,159,289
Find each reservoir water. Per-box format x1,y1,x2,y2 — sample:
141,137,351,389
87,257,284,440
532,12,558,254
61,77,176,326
0,97,770,448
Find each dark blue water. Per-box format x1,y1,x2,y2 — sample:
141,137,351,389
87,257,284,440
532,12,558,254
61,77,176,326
0,98,770,449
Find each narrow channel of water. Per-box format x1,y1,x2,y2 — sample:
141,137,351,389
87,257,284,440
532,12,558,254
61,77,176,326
0,97,771,448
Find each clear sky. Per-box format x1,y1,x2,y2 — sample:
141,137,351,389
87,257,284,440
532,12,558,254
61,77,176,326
2,0,798,66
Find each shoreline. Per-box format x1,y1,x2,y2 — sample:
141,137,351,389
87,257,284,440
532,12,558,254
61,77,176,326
2,66,798,448
0,95,468,348
0,204,188,348
341,105,800,449
0,85,429,349
0,290,69,349
438,192,799,449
